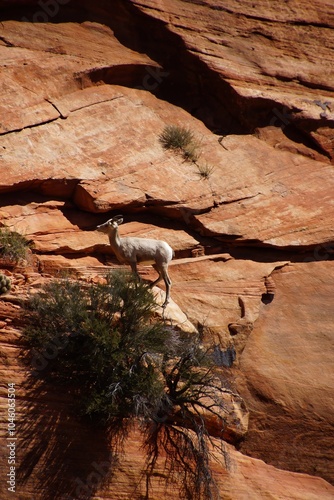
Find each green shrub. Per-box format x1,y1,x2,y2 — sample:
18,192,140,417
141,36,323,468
0,226,29,262
24,271,228,499
159,125,194,150
196,162,215,179
0,273,11,294
159,125,200,162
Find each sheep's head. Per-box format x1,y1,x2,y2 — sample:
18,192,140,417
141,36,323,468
96,215,123,233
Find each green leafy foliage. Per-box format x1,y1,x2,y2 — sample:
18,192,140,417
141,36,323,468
24,271,228,499
25,273,168,419
0,273,11,294
0,226,30,262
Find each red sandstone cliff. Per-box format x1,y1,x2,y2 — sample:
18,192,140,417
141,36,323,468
0,1,333,498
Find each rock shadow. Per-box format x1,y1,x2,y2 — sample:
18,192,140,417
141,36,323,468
16,374,116,500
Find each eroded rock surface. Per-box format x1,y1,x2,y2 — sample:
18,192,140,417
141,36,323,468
0,312,333,499
238,261,334,484
128,0,334,158
0,1,333,498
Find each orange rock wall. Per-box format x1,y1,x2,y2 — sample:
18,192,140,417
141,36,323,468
0,0,333,498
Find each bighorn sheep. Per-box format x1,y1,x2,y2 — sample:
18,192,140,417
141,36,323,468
96,215,174,307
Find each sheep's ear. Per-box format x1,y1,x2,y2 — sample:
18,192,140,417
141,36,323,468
117,217,124,225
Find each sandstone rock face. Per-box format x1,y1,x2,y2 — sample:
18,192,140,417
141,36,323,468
189,135,334,247
0,0,334,498
0,313,333,499
128,0,334,158
238,261,334,484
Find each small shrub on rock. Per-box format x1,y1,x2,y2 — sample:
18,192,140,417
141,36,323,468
159,124,200,162
159,124,194,150
196,162,215,179
0,273,11,295
0,226,29,263
159,125,216,180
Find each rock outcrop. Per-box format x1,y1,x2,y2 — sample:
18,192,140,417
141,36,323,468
0,0,333,498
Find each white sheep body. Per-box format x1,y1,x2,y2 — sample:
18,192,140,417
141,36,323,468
113,237,173,266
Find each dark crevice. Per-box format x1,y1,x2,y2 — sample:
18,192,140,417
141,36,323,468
206,5,334,30
0,178,79,199
228,241,334,264
261,292,274,305
250,30,275,41
294,77,334,93
218,193,262,205
257,100,333,160
0,114,60,136
0,34,14,46
282,122,332,160
75,63,163,90
45,98,68,119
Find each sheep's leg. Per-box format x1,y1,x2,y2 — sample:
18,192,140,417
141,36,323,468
162,266,172,308
149,264,163,288
129,261,142,282
151,264,171,308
